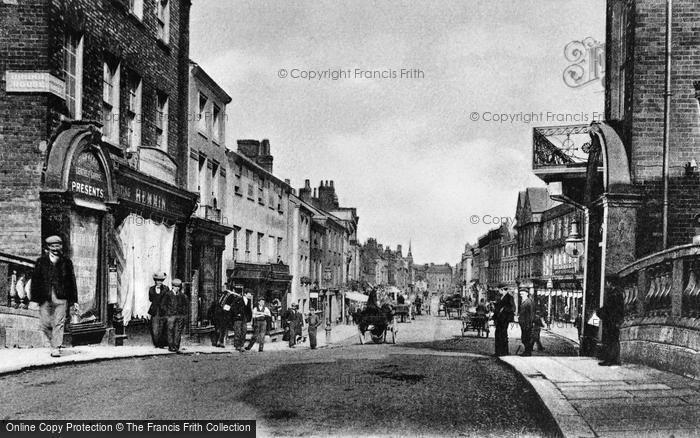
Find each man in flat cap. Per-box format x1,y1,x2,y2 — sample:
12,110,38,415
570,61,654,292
148,271,169,348
162,278,188,352
30,235,78,357
229,284,247,352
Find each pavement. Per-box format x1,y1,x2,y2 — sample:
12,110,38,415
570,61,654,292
501,356,700,438
0,323,359,376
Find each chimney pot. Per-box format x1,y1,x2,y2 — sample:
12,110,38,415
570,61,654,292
305,179,310,188
284,178,290,185
313,188,317,197
330,180,334,187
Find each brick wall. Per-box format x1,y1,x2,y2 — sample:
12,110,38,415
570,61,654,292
0,0,191,259
607,0,700,258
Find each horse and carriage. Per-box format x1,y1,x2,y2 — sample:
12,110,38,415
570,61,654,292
352,289,398,344
437,294,491,337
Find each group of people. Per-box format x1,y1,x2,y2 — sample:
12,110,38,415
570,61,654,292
147,272,190,352
491,288,547,357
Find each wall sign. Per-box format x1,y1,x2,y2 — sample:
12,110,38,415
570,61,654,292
69,150,107,200
5,71,65,98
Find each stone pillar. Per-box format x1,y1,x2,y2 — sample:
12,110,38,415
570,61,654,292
671,258,683,317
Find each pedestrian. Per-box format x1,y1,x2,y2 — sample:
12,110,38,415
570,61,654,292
598,276,625,366
284,303,304,348
148,271,169,348
475,298,489,337
306,307,321,349
30,235,78,357
493,288,515,357
532,311,546,352
518,288,535,356
229,285,247,352
211,286,236,348
245,297,271,351
163,278,188,352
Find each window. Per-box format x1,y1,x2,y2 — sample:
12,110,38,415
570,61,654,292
234,173,242,195
198,155,207,205
277,237,282,259
63,33,83,119
197,93,208,133
156,0,170,43
257,233,264,262
268,236,275,262
232,227,239,261
247,182,254,199
156,92,169,150
245,230,252,262
258,177,264,204
210,162,219,207
212,104,221,142
269,184,275,208
127,73,142,150
128,0,143,19
102,60,120,143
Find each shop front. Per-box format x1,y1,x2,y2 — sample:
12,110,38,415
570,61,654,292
229,262,292,332
110,161,197,331
40,122,116,345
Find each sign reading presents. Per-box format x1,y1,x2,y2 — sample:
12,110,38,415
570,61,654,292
5,71,65,98
69,150,107,200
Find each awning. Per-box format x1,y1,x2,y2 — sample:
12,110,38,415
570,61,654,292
345,291,368,303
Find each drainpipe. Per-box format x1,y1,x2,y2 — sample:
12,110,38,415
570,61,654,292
662,0,673,249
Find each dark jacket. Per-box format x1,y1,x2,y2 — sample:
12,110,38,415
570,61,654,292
284,309,304,334
30,254,78,305
599,287,625,327
229,293,246,322
162,289,189,317
494,293,515,324
148,284,170,317
519,297,534,328
306,313,321,331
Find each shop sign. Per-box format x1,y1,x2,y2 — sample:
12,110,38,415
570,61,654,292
116,183,169,212
5,71,65,98
69,150,107,200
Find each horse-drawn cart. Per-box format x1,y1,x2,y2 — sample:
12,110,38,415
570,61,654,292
461,309,490,337
353,303,397,344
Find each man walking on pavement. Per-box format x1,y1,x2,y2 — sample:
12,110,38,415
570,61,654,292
245,297,271,351
30,235,78,357
211,286,235,348
598,275,625,366
148,272,169,348
162,278,188,352
229,284,247,352
493,287,515,357
518,288,535,356
284,303,304,348
306,307,321,349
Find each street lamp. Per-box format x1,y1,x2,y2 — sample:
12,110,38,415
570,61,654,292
546,278,554,329
565,219,585,258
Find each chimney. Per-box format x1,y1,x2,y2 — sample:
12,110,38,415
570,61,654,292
305,179,310,188
284,178,290,185
237,139,260,160
330,180,334,187
397,244,402,255
313,188,317,198
256,139,273,173
299,178,312,202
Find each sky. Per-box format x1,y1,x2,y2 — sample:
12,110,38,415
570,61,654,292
190,0,605,265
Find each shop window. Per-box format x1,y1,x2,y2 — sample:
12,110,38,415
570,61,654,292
63,32,83,119
102,59,120,143
126,73,142,151
156,0,170,43
156,92,169,150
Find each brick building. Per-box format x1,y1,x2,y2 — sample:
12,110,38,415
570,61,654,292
530,0,700,376
0,0,196,345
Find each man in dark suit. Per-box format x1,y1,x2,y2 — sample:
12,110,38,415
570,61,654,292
212,287,236,348
306,307,322,349
148,272,169,348
493,288,515,356
598,276,625,366
284,303,304,348
229,285,247,352
30,235,78,357
518,288,535,356
162,278,188,352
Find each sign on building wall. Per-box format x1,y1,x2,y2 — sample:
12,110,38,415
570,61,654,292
5,71,65,98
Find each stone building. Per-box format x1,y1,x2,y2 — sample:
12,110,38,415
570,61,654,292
0,0,197,345
224,139,292,329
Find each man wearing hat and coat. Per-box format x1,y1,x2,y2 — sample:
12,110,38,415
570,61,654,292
518,288,535,356
284,303,304,348
30,235,79,357
229,284,247,352
162,278,188,352
148,272,170,348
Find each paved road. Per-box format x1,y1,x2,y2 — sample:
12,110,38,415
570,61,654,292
0,315,577,437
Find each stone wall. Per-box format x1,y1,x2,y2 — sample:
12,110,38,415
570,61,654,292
0,307,47,348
